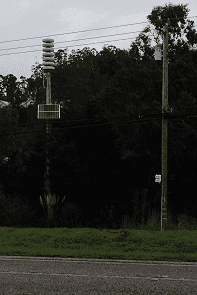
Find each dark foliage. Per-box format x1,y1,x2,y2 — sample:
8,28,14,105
0,3,197,228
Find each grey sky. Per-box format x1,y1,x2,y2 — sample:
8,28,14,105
0,0,197,82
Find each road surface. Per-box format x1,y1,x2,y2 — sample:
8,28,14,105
0,256,196,294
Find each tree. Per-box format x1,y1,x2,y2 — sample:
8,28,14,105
147,3,197,49
1,3,197,227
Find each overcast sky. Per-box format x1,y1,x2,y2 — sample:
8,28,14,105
1,0,197,82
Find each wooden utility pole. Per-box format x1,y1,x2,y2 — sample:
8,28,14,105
161,20,169,231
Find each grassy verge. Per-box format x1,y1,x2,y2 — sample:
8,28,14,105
0,225,197,262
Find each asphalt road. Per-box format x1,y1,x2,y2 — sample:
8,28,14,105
0,256,196,294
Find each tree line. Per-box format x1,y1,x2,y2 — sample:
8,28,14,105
0,3,197,228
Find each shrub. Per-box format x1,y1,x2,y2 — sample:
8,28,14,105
0,192,38,227
58,202,82,228
145,209,160,231
121,214,133,230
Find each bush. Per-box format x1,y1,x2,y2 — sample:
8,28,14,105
0,190,8,226
176,213,193,231
121,214,133,230
0,192,39,227
144,209,160,231
58,202,82,228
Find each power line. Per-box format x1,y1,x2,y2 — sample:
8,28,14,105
0,15,196,45
0,26,196,57
0,21,149,44
0,102,196,128
0,117,160,136
0,112,160,127
0,36,143,57
0,114,197,136
0,117,95,127
0,15,196,57
0,30,144,52
2,106,179,128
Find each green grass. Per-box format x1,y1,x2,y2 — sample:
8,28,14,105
0,212,197,262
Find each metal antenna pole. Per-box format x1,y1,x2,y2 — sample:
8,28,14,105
46,71,51,197
46,72,51,104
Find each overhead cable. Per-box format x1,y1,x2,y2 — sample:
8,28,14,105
0,36,144,57
0,15,196,45
0,113,161,128
0,114,197,136
0,30,144,52
0,21,149,44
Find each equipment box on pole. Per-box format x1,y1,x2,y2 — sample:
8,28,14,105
37,104,60,119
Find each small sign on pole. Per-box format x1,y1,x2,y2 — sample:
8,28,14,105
155,174,161,183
